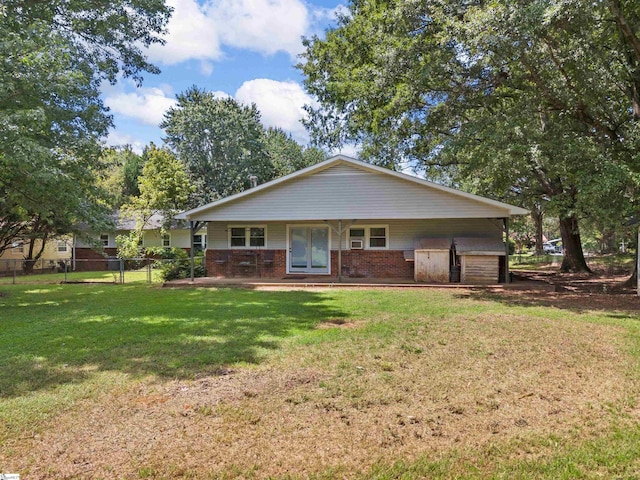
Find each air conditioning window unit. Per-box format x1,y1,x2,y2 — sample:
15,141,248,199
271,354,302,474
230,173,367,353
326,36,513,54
350,239,364,250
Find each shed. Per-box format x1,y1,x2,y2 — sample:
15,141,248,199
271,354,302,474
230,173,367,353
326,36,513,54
454,237,505,284
414,238,452,283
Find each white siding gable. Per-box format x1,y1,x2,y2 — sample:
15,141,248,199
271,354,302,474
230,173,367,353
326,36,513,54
193,162,512,221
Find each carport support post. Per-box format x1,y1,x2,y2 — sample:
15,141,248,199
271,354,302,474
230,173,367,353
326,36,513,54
190,220,195,282
504,217,510,284
338,219,342,283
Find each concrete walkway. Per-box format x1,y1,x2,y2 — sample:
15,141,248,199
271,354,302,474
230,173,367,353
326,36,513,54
164,276,553,290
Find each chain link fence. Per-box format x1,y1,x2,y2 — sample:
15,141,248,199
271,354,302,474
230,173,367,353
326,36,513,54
0,256,206,285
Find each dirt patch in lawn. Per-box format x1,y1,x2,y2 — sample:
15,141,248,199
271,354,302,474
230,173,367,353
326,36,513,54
3,301,636,479
486,270,640,313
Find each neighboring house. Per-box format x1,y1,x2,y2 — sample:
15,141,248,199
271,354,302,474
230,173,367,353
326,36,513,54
178,155,528,283
0,236,73,274
73,212,205,270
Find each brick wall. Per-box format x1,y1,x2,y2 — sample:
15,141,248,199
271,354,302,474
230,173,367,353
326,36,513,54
74,247,118,271
334,250,414,278
206,249,286,278
206,249,413,279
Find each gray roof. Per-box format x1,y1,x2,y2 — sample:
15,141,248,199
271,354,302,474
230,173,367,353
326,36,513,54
414,238,453,250
454,237,505,254
115,211,187,231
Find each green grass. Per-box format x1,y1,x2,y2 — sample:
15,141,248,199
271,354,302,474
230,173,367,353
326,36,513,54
510,252,635,273
1,284,640,478
0,268,162,285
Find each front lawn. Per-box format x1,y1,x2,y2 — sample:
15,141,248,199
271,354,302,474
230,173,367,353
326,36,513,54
1,284,639,478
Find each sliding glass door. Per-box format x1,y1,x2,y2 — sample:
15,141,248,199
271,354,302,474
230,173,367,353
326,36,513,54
288,226,330,274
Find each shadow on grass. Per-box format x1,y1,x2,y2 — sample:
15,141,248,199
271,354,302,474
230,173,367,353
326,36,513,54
456,288,640,318
0,285,347,398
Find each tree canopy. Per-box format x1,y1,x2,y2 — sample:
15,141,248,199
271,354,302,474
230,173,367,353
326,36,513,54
0,0,171,255
265,127,326,177
300,0,640,272
161,87,274,206
117,145,192,257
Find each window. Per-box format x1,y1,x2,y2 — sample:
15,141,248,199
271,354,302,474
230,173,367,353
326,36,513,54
249,227,265,247
228,226,266,248
162,234,171,248
230,228,246,247
369,227,387,248
193,234,206,252
349,228,365,238
57,241,68,253
348,225,388,250
100,234,109,246
12,243,24,253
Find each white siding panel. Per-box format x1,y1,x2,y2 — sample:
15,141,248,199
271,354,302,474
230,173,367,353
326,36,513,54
208,218,502,251
197,164,510,221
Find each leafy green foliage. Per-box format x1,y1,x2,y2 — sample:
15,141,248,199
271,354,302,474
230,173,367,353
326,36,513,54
161,86,274,206
146,246,205,281
97,147,145,209
265,127,326,177
117,145,192,258
0,0,171,254
300,0,640,272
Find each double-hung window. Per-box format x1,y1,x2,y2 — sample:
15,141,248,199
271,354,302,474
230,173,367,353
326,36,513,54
229,226,266,248
348,225,388,249
57,241,68,253
100,234,109,247
162,234,171,248
193,234,206,252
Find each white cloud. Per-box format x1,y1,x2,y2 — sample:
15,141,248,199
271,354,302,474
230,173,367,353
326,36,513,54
214,0,309,57
146,0,223,65
104,86,177,126
199,60,214,76
105,131,146,154
148,0,315,65
332,143,360,159
235,78,315,143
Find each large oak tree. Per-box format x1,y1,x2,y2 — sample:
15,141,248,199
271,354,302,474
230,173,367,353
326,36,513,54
300,0,640,272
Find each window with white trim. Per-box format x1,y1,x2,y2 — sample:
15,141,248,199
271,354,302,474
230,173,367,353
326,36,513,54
228,226,266,248
162,233,171,248
57,241,68,253
369,227,387,248
193,234,206,252
100,234,109,246
348,225,388,249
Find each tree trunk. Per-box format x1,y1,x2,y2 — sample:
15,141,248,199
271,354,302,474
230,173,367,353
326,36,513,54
623,228,638,288
559,214,592,273
23,234,48,274
531,206,544,256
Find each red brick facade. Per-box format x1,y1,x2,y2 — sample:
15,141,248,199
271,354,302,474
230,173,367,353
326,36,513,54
74,247,118,271
206,249,413,279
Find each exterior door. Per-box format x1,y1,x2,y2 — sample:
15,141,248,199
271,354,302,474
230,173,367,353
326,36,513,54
288,226,330,274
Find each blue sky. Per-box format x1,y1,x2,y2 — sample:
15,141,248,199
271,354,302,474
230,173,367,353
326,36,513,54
103,0,349,154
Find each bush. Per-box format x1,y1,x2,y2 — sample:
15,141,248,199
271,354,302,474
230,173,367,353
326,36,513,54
146,247,206,281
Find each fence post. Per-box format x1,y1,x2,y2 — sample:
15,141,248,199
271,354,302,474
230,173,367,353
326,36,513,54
147,258,152,283
64,258,68,283
119,258,124,284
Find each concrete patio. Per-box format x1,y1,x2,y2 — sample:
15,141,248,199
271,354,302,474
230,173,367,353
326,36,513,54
163,275,554,290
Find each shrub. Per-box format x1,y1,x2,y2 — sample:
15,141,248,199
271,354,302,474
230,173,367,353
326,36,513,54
146,247,206,281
